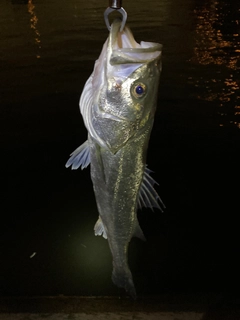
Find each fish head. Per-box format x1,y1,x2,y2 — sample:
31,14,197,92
104,21,162,126
81,20,162,153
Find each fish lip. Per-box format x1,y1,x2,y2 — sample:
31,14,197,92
115,44,163,53
109,19,163,53
109,19,124,44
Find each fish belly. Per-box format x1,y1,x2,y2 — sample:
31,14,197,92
89,122,153,298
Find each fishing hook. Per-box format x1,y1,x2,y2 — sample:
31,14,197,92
104,0,127,32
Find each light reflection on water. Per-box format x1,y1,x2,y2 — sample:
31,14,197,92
1,0,240,298
27,0,41,58
1,0,240,128
190,0,240,128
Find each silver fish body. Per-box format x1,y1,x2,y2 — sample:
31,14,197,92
66,20,163,298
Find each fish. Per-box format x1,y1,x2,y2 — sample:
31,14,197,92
66,19,164,298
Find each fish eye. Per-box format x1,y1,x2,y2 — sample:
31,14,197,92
136,85,144,95
132,83,146,99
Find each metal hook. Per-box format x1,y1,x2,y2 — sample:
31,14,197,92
104,0,127,32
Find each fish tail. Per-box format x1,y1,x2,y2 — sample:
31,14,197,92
112,266,137,299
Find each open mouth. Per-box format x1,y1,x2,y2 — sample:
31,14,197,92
109,19,162,63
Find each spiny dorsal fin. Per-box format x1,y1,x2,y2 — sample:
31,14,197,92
138,165,165,212
65,140,90,170
94,216,107,239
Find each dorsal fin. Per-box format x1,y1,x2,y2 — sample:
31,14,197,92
138,165,165,212
65,140,90,170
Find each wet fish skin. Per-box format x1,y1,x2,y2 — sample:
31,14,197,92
66,20,163,298
90,122,153,299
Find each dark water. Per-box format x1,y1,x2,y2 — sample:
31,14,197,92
1,0,240,297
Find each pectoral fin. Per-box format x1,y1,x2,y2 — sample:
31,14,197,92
65,140,90,170
137,166,165,211
94,216,107,239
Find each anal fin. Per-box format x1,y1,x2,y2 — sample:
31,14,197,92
133,221,146,241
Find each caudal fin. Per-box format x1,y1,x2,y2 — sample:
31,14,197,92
112,267,137,299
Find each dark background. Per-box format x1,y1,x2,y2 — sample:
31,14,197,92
1,0,240,297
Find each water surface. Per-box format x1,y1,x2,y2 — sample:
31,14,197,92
1,0,240,297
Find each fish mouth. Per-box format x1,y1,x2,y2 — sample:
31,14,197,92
109,19,162,64
110,19,141,50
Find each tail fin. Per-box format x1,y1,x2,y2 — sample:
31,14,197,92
112,267,137,299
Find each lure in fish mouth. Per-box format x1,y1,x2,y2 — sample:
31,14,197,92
66,19,164,298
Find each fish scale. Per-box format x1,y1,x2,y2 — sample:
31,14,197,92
66,19,164,298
